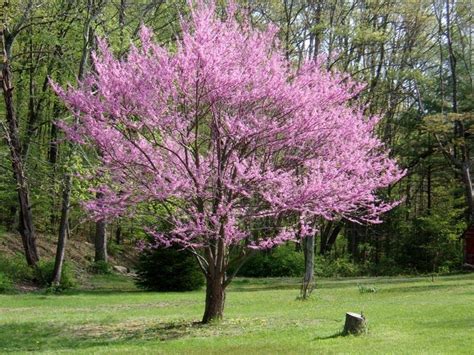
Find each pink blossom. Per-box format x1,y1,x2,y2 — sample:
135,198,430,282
53,0,403,270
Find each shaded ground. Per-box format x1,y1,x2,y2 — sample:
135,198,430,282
0,274,473,354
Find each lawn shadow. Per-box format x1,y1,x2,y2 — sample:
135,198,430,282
65,289,142,296
230,284,301,292
383,283,457,294
0,319,203,352
313,331,344,341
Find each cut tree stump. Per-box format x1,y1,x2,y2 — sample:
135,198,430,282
343,312,366,335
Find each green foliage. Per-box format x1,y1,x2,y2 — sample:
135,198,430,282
0,272,13,293
368,257,404,276
0,254,76,291
358,283,377,293
135,246,204,292
395,212,464,273
314,256,362,277
234,245,304,277
270,246,305,276
107,242,125,257
89,260,111,275
0,254,34,282
35,260,77,291
235,244,452,279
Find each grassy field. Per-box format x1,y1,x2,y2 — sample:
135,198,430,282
0,274,473,354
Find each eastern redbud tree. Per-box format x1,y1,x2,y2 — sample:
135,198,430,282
54,1,403,323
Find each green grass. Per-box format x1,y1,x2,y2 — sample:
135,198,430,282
1,274,473,354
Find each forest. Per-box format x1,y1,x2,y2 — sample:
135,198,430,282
0,0,473,353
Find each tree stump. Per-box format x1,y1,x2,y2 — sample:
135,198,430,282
343,312,366,335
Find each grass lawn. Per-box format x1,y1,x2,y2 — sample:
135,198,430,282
0,273,473,354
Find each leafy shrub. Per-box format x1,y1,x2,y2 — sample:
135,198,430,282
233,251,270,277
108,242,125,257
89,260,111,274
365,257,404,276
0,272,13,293
314,256,362,277
270,246,305,276
358,284,377,293
233,245,304,277
0,254,77,290
236,246,370,278
0,254,34,281
395,213,463,273
135,246,204,291
35,260,77,290
333,258,360,277
437,263,455,275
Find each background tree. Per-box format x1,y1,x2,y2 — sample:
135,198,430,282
1,0,40,266
0,0,184,272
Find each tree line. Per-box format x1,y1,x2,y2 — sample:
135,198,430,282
0,0,472,300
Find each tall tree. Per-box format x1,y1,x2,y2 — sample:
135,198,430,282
426,0,474,226
54,1,402,322
1,0,39,266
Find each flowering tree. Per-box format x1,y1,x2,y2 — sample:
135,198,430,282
53,1,403,323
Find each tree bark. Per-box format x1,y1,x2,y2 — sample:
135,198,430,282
1,21,39,267
444,0,473,223
115,223,122,245
52,173,72,287
320,221,342,255
202,273,226,323
94,218,108,263
310,0,323,60
200,234,227,323
300,234,315,299
461,162,474,223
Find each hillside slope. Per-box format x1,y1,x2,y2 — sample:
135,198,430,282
0,232,137,272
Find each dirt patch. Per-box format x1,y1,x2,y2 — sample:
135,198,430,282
14,282,41,293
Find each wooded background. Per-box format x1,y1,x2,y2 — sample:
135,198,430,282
1,0,472,274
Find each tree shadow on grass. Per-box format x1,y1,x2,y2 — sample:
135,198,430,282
230,284,301,292
312,331,344,341
64,289,142,296
0,319,203,353
383,283,456,294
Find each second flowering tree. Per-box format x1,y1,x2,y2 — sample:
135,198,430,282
54,1,403,323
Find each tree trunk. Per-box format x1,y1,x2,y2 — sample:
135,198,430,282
461,162,474,223
17,200,39,266
444,0,473,223
52,173,72,287
427,164,432,214
346,222,360,261
300,234,315,299
115,223,122,245
94,190,107,263
320,222,342,255
319,220,329,254
1,25,39,267
95,219,108,263
202,273,226,323
311,0,323,60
